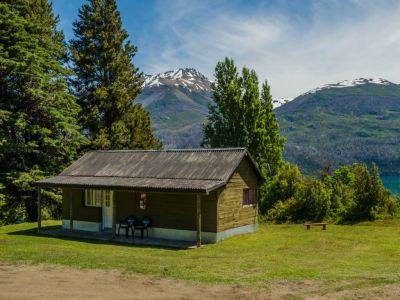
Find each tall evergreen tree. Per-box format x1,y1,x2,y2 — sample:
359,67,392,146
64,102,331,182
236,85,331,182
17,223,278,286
0,0,86,223
203,57,285,178
70,0,161,150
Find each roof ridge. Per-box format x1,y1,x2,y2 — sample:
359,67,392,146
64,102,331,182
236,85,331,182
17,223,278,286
90,147,247,153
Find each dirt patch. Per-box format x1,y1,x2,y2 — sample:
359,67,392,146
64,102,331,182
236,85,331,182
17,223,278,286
0,264,266,300
0,264,399,300
269,280,400,300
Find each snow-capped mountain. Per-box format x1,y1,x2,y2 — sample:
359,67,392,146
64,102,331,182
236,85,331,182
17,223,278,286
272,97,293,109
137,68,213,149
138,67,296,149
143,68,212,92
303,78,394,96
143,68,294,109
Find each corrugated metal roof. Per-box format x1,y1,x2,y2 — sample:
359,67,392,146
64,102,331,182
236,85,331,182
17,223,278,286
36,176,225,193
35,148,263,193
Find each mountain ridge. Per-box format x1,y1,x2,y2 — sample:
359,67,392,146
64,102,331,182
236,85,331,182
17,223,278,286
276,78,400,175
137,67,296,147
137,68,400,176
143,68,212,92
136,68,212,148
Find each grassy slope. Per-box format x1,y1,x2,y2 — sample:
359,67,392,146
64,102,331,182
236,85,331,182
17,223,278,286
1,221,399,288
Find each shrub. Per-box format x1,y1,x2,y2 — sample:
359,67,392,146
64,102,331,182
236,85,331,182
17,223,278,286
264,162,398,224
261,163,302,213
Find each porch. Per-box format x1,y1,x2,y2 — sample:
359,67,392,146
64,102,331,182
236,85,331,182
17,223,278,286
37,187,207,247
42,228,197,249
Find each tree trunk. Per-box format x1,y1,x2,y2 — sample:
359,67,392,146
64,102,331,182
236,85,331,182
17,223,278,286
26,197,38,222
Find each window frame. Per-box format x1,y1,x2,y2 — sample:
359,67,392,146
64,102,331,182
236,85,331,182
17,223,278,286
84,189,108,207
242,188,256,207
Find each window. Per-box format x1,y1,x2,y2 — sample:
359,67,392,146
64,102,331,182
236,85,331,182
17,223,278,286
242,189,256,207
85,190,110,207
105,190,111,207
140,193,146,210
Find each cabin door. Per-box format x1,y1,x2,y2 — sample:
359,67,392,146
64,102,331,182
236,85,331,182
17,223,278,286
102,191,113,230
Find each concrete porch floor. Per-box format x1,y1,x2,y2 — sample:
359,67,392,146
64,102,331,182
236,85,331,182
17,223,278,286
42,228,197,249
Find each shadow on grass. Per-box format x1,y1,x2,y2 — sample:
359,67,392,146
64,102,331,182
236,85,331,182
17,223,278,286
6,225,189,251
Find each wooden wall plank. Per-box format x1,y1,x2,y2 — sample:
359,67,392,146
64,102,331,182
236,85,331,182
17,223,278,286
217,158,258,232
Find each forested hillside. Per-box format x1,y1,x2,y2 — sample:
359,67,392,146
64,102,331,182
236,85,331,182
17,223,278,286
276,78,400,175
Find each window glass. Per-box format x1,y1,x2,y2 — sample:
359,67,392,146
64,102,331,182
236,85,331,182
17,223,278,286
242,189,256,207
105,190,110,207
85,189,104,207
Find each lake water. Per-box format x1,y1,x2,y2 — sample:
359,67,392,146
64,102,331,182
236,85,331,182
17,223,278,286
381,176,400,195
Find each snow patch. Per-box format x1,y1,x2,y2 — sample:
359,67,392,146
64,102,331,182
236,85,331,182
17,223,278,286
303,78,393,96
143,68,212,92
272,97,293,109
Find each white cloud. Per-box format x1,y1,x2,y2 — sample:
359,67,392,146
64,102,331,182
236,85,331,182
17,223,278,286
144,0,400,98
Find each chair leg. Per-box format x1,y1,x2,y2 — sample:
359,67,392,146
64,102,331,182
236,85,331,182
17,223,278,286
117,225,120,236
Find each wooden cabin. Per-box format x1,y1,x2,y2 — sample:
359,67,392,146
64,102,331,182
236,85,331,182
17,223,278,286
35,148,264,245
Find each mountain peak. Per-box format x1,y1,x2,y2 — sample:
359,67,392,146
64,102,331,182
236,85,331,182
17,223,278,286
303,78,395,96
144,67,212,92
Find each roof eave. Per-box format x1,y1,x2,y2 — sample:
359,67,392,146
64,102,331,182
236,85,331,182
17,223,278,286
34,180,226,195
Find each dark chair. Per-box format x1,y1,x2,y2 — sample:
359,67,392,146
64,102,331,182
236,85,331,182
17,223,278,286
142,216,152,238
118,215,136,237
133,216,152,239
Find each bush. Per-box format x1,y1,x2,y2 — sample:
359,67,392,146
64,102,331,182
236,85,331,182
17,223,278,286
261,163,302,213
266,199,295,223
265,162,399,224
292,177,332,222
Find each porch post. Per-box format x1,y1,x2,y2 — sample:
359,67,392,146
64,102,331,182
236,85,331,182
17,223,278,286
37,187,41,233
256,187,259,209
112,194,116,239
196,194,201,247
69,189,73,231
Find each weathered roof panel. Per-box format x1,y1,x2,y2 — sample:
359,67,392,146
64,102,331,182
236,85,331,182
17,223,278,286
60,149,247,180
37,176,225,194
35,148,264,193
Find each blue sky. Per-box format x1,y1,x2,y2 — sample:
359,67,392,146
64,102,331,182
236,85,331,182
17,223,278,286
53,0,400,98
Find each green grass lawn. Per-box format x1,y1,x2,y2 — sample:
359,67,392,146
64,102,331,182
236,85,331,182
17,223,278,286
0,221,399,289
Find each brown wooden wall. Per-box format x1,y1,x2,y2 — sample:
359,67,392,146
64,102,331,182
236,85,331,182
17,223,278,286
115,191,218,232
216,157,258,232
61,156,259,233
62,188,102,222
62,188,218,232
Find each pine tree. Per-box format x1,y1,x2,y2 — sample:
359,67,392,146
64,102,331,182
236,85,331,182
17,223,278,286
70,0,161,150
203,57,285,178
0,0,86,223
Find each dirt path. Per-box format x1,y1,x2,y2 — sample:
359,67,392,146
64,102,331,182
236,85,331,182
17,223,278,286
0,264,266,300
0,264,399,299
